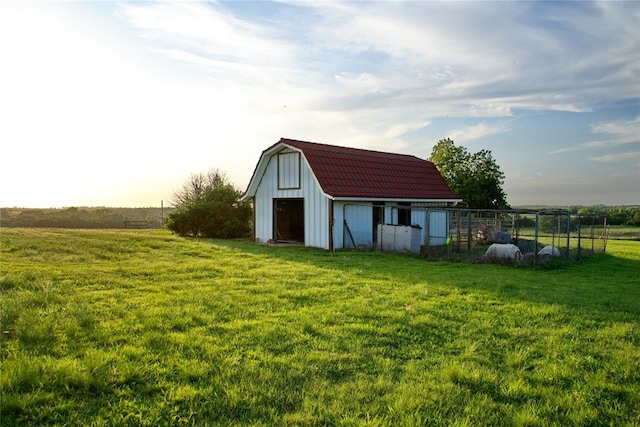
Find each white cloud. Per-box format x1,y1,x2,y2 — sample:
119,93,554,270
591,116,640,139
589,151,640,164
552,116,640,154
119,2,291,65
447,122,511,144
334,72,389,96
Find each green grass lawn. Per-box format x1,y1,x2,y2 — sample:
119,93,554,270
1,229,639,426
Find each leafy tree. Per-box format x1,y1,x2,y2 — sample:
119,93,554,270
166,169,252,238
429,138,509,209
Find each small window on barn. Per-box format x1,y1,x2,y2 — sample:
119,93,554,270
278,151,300,189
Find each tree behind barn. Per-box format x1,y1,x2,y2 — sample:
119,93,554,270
167,169,252,238
429,138,509,209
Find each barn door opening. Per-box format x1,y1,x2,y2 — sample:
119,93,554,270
274,199,304,243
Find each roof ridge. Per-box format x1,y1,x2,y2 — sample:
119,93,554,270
280,138,422,160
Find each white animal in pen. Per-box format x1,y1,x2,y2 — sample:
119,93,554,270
538,245,561,257
484,243,523,262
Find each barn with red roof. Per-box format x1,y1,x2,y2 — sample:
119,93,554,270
241,138,461,250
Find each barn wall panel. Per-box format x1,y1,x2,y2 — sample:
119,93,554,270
342,204,373,248
428,211,450,246
254,152,330,249
278,151,300,189
332,202,345,249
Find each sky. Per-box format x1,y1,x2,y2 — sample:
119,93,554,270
0,0,638,208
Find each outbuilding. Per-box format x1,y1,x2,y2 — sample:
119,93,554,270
240,138,461,251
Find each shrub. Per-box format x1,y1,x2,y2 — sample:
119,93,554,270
166,171,252,238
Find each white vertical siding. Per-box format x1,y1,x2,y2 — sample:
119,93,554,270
277,151,300,189
342,204,373,248
408,205,427,245
332,201,345,249
386,203,398,224
383,206,393,224
254,151,330,250
253,155,274,244
411,203,450,245
333,202,373,249
428,211,450,245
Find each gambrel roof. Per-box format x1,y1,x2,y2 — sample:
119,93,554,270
242,138,460,201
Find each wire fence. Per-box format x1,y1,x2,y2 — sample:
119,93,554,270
342,205,610,265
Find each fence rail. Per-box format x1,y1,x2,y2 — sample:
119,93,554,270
124,220,149,229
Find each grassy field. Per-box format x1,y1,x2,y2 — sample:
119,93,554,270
1,229,638,426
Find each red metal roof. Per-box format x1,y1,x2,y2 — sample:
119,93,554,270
278,138,459,200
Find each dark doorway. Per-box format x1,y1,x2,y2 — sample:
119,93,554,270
398,202,411,226
274,199,304,243
372,203,385,242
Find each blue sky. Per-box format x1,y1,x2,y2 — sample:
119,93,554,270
0,0,638,208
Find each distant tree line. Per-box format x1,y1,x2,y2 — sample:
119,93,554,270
572,205,640,226
514,206,640,226
0,207,173,229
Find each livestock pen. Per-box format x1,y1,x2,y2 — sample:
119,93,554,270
342,206,609,264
